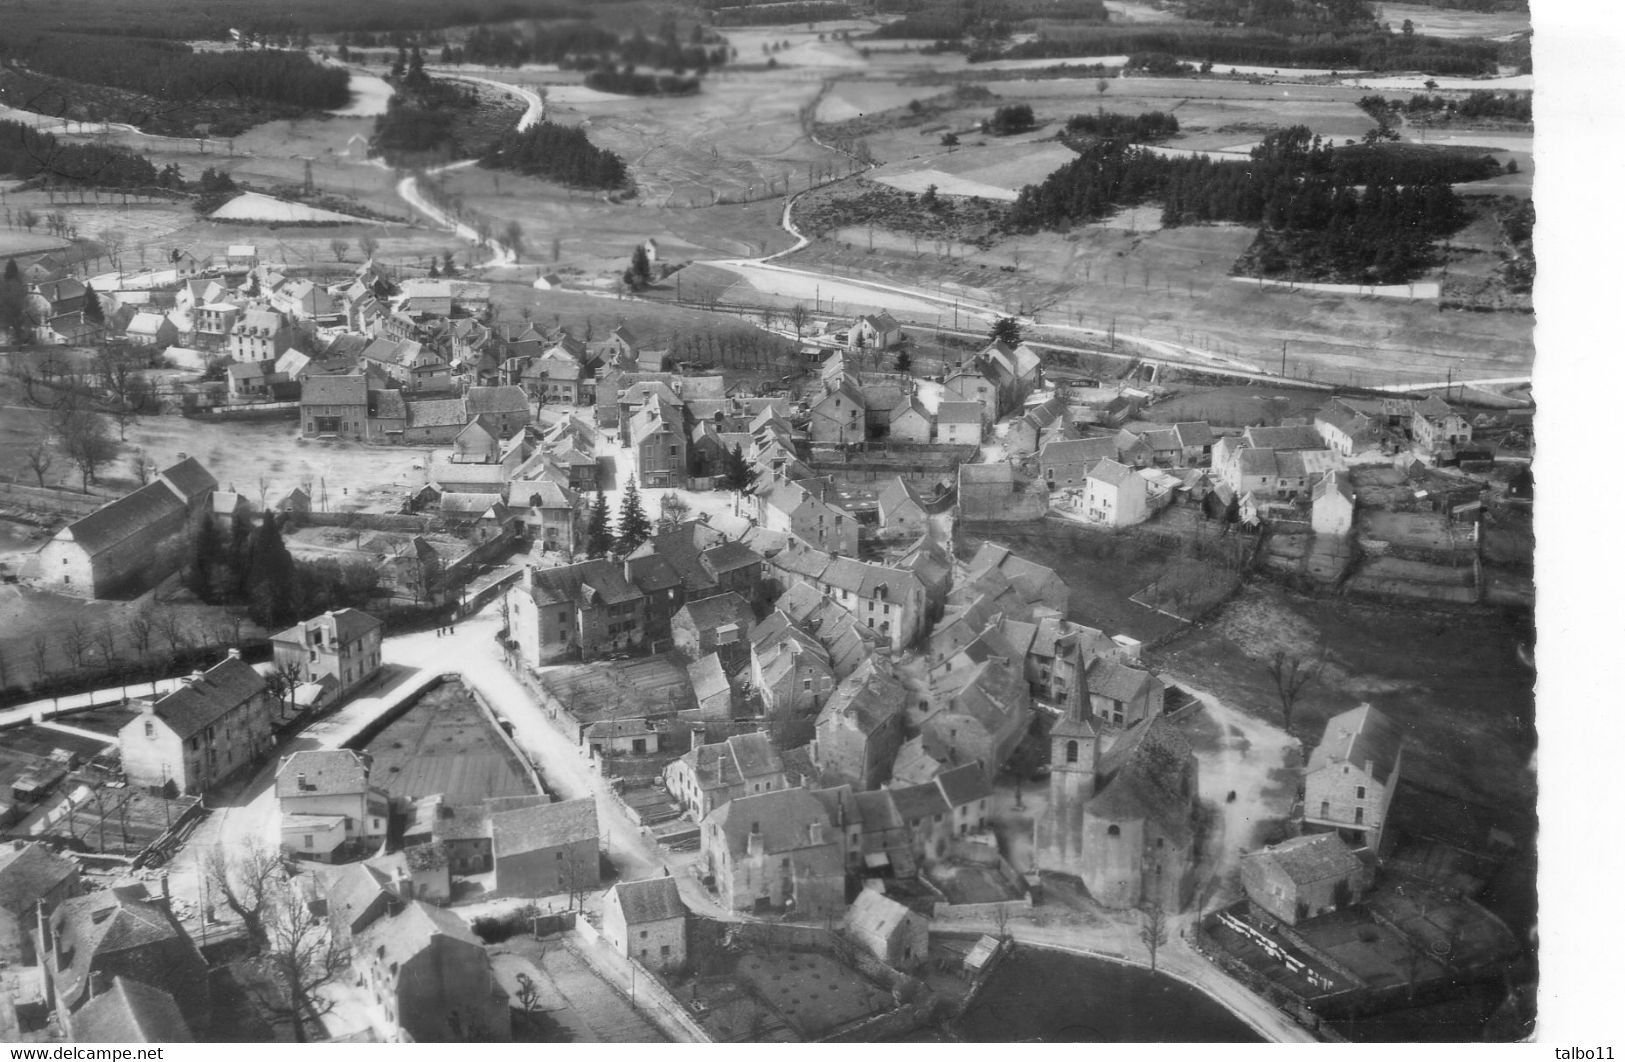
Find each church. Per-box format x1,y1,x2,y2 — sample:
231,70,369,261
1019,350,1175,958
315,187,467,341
1032,675,1201,911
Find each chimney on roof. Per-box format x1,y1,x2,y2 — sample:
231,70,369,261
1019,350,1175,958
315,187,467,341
160,873,170,907
227,648,241,661
187,669,205,685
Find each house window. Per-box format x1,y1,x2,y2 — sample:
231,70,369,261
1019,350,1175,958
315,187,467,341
303,834,313,848
640,930,648,939
1355,786,1366,800
1065,740,1078,764
144,721,155,739
1107,825,1120,838
1354,807,1365,825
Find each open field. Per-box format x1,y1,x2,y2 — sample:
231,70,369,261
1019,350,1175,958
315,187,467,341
362,678,536,803
1151,584,1535,813
1374,3,1531,39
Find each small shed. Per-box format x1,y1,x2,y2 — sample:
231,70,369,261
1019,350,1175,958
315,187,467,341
843,888,929,970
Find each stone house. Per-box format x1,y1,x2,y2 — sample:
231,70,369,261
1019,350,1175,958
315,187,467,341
351,902,510,1042
1085,657,1165,730
1005,395,1070,457
670,591,755,664
809,375,867,444
877,475,931,540
664,732,787,820
843,889,928,970
603,877,688,972
812,655,907,791
44,889,210,1032
228,307,293,363
1241,833,1372,926
1411,395,1474,454
1080,458,1149,527
270,608,384,706
118,653,272,796
1311,469,1356,536
1040,433,1120,491
848,311,903,351
935,401,984,445
1303,705,1403,853
756,479,859,556
0,842,80,966
27,457,216,599
275,750,390,862
300,373,369,439
888,395,933,444
701,787,845,920
490,798,600,899
631,396,688,489
749,612,837,719
505,560,646,665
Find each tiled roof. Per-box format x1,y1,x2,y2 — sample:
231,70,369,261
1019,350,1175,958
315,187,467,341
708,786,831,856
61,479,187,556
407,398,467,428
302,373,367,406
1089,458,1135,487
934,761,991,807
687,653,731,703
1086,657,1160,703
1248,832,1362,886
0,842,77,915
276,749,369,798
936,401,983,425
1308,705,1403,785
69,977,193,1043
677,592,754,635
148,656,266,740
613,877,687,925
1243,424,1325,451
491,797,598,856
465,385,529,415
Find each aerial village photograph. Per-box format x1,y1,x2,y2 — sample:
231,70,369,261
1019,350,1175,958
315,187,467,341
0,0,1599,1048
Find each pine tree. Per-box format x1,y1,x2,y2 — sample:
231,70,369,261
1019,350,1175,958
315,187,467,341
83,285,104,324
3,259,18,282
244,512,298,627
616,477,651,554
722,444,752,494
586,491,614,559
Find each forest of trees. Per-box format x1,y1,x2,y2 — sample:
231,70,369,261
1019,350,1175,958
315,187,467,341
371,58,493,165
480,121,629,189
1360,90,1532,124
966,24,1508,74
454,22,727,74
0,35,350,110
0,120,159,188
1009,127,1477,283
710,2,851,25
1065,109,1180,142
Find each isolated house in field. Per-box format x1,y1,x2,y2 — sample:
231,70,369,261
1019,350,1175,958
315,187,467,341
0,842,81,966
848,312,903,352
1302,705,1404,853
119,652,272,796
603,877,688,972
271,607,384,705
1241,832,1372,926
28,457,217,598
844,888,928,970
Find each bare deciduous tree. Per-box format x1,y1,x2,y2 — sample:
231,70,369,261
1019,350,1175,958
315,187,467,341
64,617,92,671
358,234,380,261
1266,650,1326,740
329,239,350,263
24,443,54,487
204,840,283,951
154,606,187,656
127,609,155,659
258,881,348,1043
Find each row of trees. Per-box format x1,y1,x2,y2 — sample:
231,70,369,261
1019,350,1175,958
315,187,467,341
3,35,351,110
1064,109,1180,143
584,67,701,96
0,601,251,694
0,120,160,189
456,22,727,74
1359,90,1532,124
479,121,629,190
1009,127,1473,283
966,23,1506,74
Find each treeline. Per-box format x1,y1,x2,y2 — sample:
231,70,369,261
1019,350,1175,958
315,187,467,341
1181,0,1374,28
1359,90,1531,123
0,121,159,189
866,0,1105,39
967,24,1507,74
710,2,852,24
480,121,628,189
1010,127,1472,283
1065,109,1180,142
584,69,701,96
456,22,727,73
1,35,350,110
